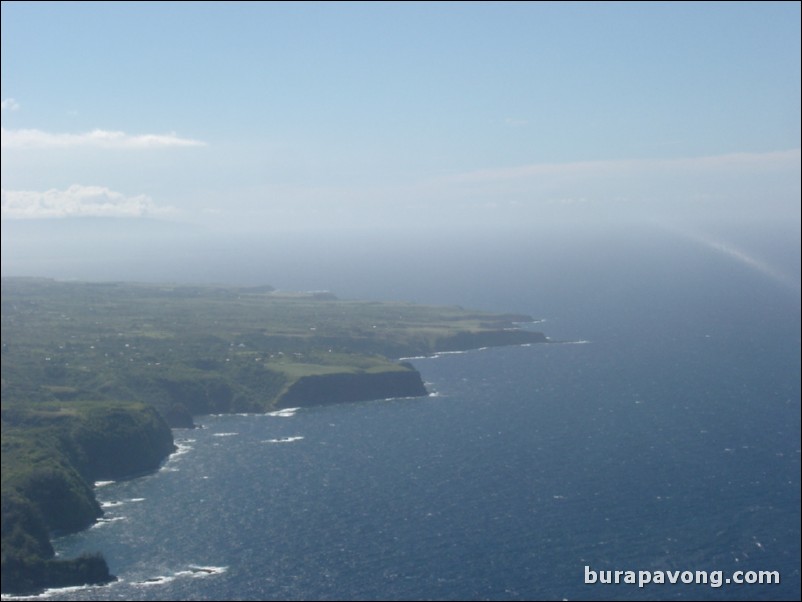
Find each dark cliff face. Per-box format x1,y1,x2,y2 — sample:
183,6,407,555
1,404,175,595
276,369,428,409
1,553,113,596
68,405,175,480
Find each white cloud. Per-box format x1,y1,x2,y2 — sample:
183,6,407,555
1,185,176,219
1,98,20,111
0,127,206,149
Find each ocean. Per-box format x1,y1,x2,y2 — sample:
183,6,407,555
8,225,801,600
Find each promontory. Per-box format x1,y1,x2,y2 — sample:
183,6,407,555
1,278,547,594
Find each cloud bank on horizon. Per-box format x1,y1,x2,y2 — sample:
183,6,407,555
4,147,797,228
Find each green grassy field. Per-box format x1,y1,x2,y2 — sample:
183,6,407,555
1,278,540,417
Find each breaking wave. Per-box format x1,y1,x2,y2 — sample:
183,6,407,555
263,436,304,444
132,565,228,587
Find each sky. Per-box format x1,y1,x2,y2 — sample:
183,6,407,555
1,1,800,255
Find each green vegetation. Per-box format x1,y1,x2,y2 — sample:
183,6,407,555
1,400,173,593
1,277,544,420
1,277,546,593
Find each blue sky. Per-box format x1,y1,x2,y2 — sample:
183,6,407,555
1,1,800,232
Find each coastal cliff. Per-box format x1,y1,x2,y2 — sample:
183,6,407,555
276,364,428,409
1,403,174,594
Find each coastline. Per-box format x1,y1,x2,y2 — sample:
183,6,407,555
0,278,548,595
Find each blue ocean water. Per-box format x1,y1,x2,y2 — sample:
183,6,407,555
18,228,802,600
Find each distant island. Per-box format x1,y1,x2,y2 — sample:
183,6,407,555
0,278,547,594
